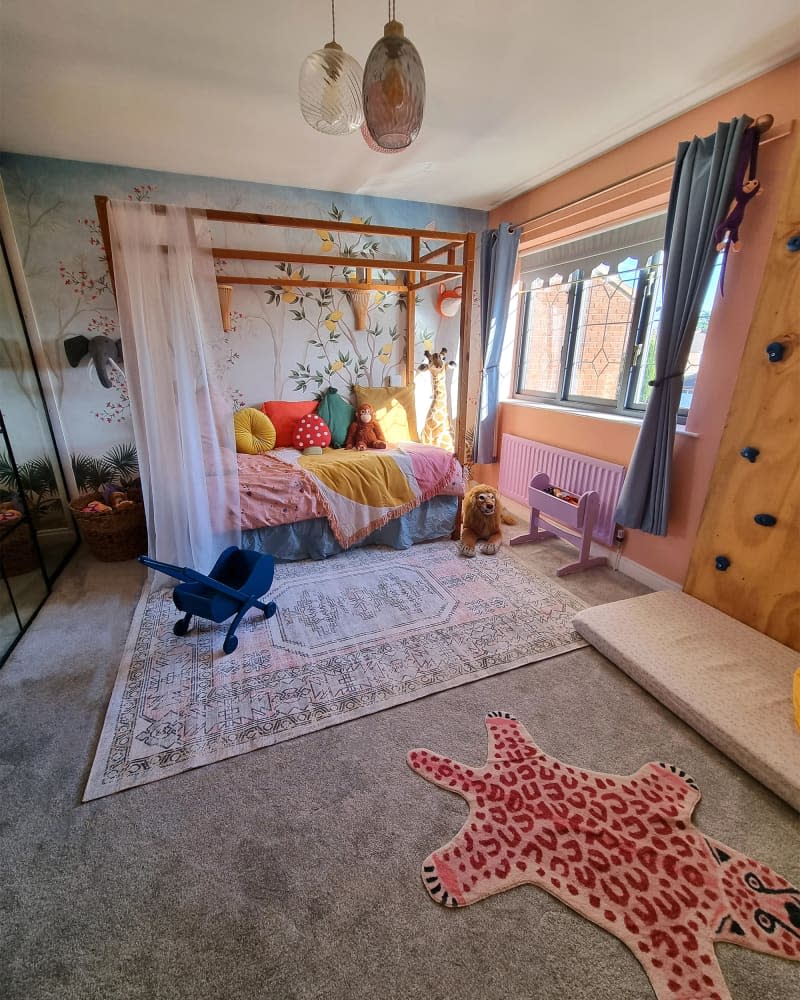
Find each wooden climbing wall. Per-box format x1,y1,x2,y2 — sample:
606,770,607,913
684,131,800,652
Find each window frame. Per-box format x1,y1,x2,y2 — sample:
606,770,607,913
512,218,702,422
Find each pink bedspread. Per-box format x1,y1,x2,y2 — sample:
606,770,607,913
238,452,322,529
238,443,464,534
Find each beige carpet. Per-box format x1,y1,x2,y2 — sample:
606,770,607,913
5,542,800,1000
85,541,586,799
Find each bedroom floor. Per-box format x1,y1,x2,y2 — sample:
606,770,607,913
0,533,798,1000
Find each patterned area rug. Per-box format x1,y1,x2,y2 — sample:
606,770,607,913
84,543,586,800
409,713,800,1000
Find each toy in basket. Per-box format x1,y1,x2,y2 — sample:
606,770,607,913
139,546,277,654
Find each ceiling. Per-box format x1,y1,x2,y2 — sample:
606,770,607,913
2,1,799,211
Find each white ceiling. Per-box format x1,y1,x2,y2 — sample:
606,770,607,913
2,1,799,211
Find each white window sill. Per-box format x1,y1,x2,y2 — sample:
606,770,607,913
503,397,700,438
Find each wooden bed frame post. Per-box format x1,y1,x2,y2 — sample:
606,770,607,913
456,231,476,468
452,230,476,539
407,235,419,387
94,195,116,299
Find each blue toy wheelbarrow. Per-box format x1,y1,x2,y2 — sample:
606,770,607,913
139,546,277,654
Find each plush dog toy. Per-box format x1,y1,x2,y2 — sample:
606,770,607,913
458,483,515,557
345,402,388,451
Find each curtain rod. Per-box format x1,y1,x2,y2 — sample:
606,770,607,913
510,113,780,234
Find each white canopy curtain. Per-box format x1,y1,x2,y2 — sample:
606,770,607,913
108,201,240,573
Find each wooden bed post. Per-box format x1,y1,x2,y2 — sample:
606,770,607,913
456,231,476,469
452,230,476,538
94,195,116,299
407,236,418,387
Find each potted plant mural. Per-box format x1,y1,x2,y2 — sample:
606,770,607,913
0,451,63,528
68,443,145,562
71,442,139,494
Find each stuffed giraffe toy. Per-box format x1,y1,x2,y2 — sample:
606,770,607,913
418,348,456,452
408,712,800,1000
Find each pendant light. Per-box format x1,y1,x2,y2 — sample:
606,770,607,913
360,120,402,154
362,1,425,150
299,0,364,135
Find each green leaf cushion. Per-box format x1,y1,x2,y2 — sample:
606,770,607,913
317,388,355,449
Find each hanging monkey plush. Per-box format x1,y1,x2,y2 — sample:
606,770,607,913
714,178,761,253
713,124,763,294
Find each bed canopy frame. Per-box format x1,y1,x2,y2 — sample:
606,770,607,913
95,196,477,470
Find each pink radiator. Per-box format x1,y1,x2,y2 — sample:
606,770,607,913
498,433,626,547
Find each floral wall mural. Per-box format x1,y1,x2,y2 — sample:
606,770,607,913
0,154,485,492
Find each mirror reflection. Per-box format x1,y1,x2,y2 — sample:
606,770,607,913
0,236,77,664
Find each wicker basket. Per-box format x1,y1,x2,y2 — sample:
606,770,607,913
69,491,147,562
0,520,40,577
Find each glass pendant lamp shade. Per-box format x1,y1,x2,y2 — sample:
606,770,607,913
362,19,425,150
361,120,402,154
299,42,364,135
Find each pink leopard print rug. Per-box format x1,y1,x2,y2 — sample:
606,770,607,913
408,712,800,1000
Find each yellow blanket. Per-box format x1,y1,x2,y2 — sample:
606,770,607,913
275,442,459,548
298,448,415,509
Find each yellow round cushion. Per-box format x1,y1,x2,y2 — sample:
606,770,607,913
233,406,276,454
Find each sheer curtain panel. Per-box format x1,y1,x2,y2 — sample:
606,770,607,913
108,201,240,573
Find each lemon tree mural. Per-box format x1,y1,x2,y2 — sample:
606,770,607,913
262,203,416,394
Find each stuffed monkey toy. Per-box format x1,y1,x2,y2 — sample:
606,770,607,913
714,178,761,253
713,124,763,295
345,403,388,451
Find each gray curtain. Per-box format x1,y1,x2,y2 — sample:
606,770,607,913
473,223,521,465
615,116,752,535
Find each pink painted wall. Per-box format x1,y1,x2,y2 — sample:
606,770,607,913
478,59,799,585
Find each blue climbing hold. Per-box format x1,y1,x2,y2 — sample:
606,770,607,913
787,234,800,253
715,555,731,571
754,513,777,527
766,341,785,363
740,447,759,463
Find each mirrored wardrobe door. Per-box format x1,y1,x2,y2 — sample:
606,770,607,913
0,233,78,665
0,410,49,661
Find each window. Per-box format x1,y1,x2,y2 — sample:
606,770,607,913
515,214,719,417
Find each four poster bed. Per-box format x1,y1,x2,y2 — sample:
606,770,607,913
95,198,477,563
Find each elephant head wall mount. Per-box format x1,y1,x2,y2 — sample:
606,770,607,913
64,335,124,389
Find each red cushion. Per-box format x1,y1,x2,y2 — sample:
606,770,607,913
261,400,318,447
293,413,332,451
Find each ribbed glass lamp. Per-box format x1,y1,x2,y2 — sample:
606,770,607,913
361,120,402,154
299,2,363,136
362,15,425,150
